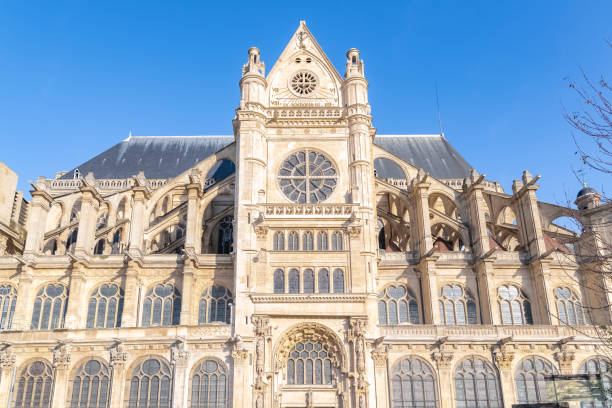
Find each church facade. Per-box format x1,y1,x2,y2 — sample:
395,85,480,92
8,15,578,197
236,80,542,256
0,21,611,408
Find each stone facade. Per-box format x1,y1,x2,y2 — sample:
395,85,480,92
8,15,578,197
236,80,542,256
0,21,611,408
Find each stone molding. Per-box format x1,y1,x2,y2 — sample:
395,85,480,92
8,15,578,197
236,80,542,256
263,204,355,217
250,294,368,303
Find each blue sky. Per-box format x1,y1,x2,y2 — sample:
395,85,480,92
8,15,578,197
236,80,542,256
0,1,610,204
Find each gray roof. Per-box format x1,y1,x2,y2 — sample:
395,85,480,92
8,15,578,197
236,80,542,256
59,133,471,181
373,134,472,179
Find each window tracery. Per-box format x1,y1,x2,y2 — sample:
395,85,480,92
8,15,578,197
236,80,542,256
86,283,124,329
127,357,172,408
70,359,111,407
331,231,343,251
0,283,17,330
278,150,337,204
31,283,68,330
391,357,437,408
217,216,233,254
302,231,314,251
579,357,612,407
555,287,587,325
454,356,501,408
318,268,330,293
271,268,345,294
287,340,333,385
13,360,55,408
497,284,533,325
378,284,419,325
288,231,299,251
198,285,233,324
332,269,344,293
438,284,477,325
190,359,228,408
515,356,555,404
273,232,285,251
317,231,328,251
141,284,181,327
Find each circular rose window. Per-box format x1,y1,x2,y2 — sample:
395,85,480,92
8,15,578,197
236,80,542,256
278,150,337,203
290,71,317,95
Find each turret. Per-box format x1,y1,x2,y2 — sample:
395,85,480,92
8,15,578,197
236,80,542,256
239,47,266,108
575,184,601,210
342,48,369,110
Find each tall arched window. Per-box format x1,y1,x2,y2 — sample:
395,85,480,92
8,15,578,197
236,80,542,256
288,231,299,251
31,283,68,330
273,232,285,251
141,284,181,327
198,285,233,324
333,269,345,293
274,269,285,294
498,284,533,325
14,360,55,408
331,231,343,251
190,359,228,408
439,284,477,325
43,239,58,255
579,357,612,408
70,359,111,407
454,356,501,408
0,283,17,330
66,229,78,254
287,340,333,385
378,284,419,325
288,269,300,293
555,287,586,325
391,357,437,408
94,239,105,255
217,216,233,254
86,283,124,329
127,358,172,408
317,231,328,251
318,269,330,293
515,356,555,404
303,269,315,293
111,228,122,254
303,231,314,251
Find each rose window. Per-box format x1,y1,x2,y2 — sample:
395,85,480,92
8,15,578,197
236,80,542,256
278,150,337,203
291,71,317,95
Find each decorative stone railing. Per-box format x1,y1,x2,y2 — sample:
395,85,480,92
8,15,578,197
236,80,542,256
266,107,344,118
263,204,356,217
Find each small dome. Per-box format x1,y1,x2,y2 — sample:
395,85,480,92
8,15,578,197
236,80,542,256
577,186,597,198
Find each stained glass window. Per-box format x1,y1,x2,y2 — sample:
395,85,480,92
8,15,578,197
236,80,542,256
278,150,337,203
31,283,68,330
287,341,333,385
317,232,328,251
515,356,555,404
302,231,314,251
86,283,124,329
318,269,330,293
331,231,343,251
198,285,233,324
0,283,17,330
274,269,285,294
579,357,612,408
454,356,501,408
332,269,345,294
555,287,587,325
141,284,181,327
190,359,228,408
378,284,419,325
288,232,299,251
498,284,533,325
391,357,437,408
438,284,477,325
273,232,285,251
70,359,111,407
127,358,172,408
14,360,54,408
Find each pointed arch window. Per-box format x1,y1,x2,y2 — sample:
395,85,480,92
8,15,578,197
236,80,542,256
0,283,17,330
438,284,477,325
317,231,328,251
190,359,228,408
332,269,345,293
498,284,533,325
515,356,556,404
555,287,587,325
70,359,111,407
86,283,124,329
94,239,105,255
287,340,333,385
378,284,419,325
198,285,233,324
13,360,54,408
331,231,343,251
31,283,68,330
318,269,330,293
454,356,501,408
391,357,437,408
274,269,285,294
111,228,123,254
217,216,233,254
579,357,612,407
127,357,172,408
273,232,285,251
66,229,78,254
43,239,58,255
141,284,181,327
288,269,300,293
288,231,299,251
302,231,314,251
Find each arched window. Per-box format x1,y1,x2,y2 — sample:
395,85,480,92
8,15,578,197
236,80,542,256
317,231,328,251
13,360,55,408
555,287,587,325
288,231,299,251
498,284,533,325
111,228,122,254
117,198,126,220
578,357,612,408
86,283,124,329
190,360,228,408
70,359,111,407
288,269,300,293
303,269,315,293
378,219,386,250
303,231,314,251
70,199,82,222
43,239,58,255
217,216,233,254
274,269,285,294
331,231,343,251
287,340,333,385
141,284,181,327
378,284,419,325
318,269,330,293
127,358,172,408
391,357,437,408
439,284,477,325
332,269,345,293
515,356,556,404
454,356,501,408
31,283,68,330
94,239,105,255
273,232,285,251
66,229,78,254
0,283,17,330
198,285,233,324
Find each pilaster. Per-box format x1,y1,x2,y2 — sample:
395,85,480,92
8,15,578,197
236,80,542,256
432,348,454,408
12,265,34,330
128,186,150,257
493,343,516,407
121,262,141,327
371,344,389,408
231,337,251,408
463,170,490,257
109,342,129,408
418,258,439,324
171,339,190,408
411,172,433,256
74,186,101,256
180,261,195,325
51,342,72,408
474,260,495,324
0,348,16,408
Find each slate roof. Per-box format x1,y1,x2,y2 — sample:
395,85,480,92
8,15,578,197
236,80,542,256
59,134,472,181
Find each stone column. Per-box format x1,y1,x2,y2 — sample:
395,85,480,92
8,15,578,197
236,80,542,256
128,186,149,257
184,178,202,253
171,340,190,408
493,346,516,408
180,262,195,326
0,348,16,408
432,350,454,408
463,170,490,257
64,263,87,329
74,186,101,256
51,343,72,408
231,344,250,408
12,265,34,330
121,263,141,327
371,346,389,408
23,190,53,256
411,171,433,257
418,258,439,324
109,342,129,408
475,260,496,324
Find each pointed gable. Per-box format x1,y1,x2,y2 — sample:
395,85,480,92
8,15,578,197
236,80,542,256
266,21,343,107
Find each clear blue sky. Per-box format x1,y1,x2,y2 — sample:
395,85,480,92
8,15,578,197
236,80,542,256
1,1,610,204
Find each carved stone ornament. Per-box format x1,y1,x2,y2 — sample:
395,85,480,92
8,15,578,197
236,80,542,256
0,348,16,368
296,31,310,49
171,338,190,366
53,342,72,368
253,224,269,239
347,224,361,238
371,350,388,367
555,350,575,374
493,350,515,369
431,351,453,369
110,342,129,367
232,349,249,361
